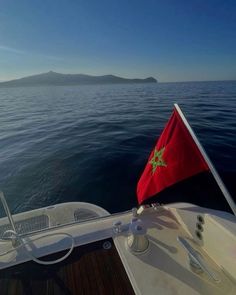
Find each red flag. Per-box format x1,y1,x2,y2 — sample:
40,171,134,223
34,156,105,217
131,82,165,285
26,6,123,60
137,107,209,204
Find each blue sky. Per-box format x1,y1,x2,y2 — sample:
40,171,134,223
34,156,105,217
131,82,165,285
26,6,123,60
0,0,236,82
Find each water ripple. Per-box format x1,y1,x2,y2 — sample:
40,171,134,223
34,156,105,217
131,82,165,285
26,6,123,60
0,81,235,214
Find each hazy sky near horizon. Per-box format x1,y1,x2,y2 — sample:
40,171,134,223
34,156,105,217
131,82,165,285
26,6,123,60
0,0,236,82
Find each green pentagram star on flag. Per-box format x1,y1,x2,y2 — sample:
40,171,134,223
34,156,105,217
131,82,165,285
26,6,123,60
149,147,167,174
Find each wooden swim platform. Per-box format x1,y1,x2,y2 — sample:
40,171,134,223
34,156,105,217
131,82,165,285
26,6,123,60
0,238,135,295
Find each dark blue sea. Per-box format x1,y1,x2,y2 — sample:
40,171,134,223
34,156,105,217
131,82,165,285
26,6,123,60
0,81,235,215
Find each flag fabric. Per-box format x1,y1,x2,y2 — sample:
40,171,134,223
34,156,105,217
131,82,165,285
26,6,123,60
137,107,209,204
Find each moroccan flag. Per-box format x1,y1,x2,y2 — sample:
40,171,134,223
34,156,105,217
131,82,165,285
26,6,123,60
137,107,209,204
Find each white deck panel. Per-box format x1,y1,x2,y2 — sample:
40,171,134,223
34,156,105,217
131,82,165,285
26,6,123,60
114,206,236,295
0,202,235,294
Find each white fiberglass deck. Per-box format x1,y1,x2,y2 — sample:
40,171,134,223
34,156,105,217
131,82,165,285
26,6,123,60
0,202,235,294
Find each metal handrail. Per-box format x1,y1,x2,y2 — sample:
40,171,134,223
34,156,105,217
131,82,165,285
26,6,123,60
0,191,17,234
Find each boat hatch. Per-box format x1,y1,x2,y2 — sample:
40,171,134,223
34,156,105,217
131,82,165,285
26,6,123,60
74,208,99,222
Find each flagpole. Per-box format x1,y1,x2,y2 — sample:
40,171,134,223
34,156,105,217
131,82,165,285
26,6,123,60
174,103,236,216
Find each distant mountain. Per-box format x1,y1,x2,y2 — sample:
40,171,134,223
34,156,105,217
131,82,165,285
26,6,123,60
0,71,157,87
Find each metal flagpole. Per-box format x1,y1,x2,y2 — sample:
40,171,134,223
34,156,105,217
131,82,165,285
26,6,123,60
174,103,236,216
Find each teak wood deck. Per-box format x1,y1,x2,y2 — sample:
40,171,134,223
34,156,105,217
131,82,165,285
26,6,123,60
0,238,135,295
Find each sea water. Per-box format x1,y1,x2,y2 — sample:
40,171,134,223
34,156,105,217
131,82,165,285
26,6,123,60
0,81,235,214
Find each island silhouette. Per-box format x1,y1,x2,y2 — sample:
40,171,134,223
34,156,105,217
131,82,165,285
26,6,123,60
0,71,157,87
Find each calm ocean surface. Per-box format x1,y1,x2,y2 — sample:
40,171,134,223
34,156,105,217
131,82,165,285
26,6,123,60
0,81,235,215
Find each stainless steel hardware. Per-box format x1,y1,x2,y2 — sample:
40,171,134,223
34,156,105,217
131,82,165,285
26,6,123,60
177,236,220,282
